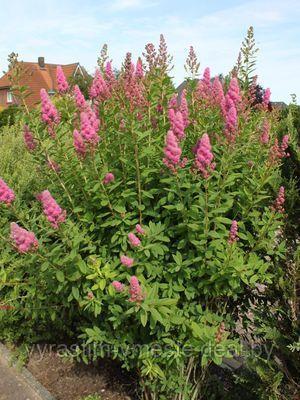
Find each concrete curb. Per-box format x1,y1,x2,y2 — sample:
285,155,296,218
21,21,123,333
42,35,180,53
0,342,56,400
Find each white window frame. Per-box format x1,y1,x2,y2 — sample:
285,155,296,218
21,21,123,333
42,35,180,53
7,91,13,103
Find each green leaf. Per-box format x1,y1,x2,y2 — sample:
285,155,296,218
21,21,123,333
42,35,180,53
72,286,80,301
56,270,65,283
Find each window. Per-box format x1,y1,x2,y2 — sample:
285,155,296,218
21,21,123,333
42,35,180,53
7,91,13,103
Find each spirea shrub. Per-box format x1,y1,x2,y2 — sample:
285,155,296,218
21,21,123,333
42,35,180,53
0,36,289,399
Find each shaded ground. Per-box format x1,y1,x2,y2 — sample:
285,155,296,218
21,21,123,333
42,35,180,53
27,348,136,400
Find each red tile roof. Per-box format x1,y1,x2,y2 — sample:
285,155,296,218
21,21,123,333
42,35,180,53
0,61,80,108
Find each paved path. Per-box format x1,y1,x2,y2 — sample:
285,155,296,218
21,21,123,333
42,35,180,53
0,344,54,400
0,359,41,400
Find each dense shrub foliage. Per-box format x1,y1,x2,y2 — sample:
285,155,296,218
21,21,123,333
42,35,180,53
0,36,298,399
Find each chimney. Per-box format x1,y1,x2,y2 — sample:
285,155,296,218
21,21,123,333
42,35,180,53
38,57,45,68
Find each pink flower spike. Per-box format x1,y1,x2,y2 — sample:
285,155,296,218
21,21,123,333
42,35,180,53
89,69,110,100
136,224,145,235
128,232,141,247
23,125,37,151
10,222,38,253
112,281,125,292
103,172,115,185
211,76,225,106
272,186,285,213
194,133,215,178
228,220,238,244
262,88,271,109
73,129,87,158
135,58,144,78
120,255,134,268
56,66,69,94
227,77,241,107
168,109,185,140
37,190,66,229
40,88,60,133
163,130,183,173
80,110,100,145
225,104,238,142
129,276,144,302
260,119,270,144
0,178,15,205
73,85,86,109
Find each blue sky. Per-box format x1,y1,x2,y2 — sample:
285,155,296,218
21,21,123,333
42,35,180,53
0,0,299,102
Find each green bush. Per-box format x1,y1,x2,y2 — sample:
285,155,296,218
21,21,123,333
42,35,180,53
0,36,297,399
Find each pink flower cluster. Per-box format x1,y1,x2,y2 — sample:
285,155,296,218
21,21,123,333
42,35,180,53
262,88,271,110
197,67,211,99
0,178,15,205
260,120,270,144
40,88,60,136
211,76,225,106
228,220,238,244
128,232,141,247
89,69,110,100
103,172,115,185
224,105,238,142
120,255,134,268
136,224,145,235
129,276,144,302
163,130,186,173
194,134,215,178
272,186,285,213
73,85,86,109
23,125,37,151
37,190,66,229
135,58,144,78
56,66,69,94
73,129,87,158
111,276,144,303
270,135,289,163
168,109,185,140
10,222,38,253
112,281,125,292
226,78,241,107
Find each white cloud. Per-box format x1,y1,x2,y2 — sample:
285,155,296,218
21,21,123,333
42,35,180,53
108,0,156,12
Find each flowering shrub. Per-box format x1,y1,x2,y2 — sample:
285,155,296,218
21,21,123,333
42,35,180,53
0,35,291,399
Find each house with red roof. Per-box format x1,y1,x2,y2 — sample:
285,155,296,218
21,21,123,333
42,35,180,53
0,57,85,109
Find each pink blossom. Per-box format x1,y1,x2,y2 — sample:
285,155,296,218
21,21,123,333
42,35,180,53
211,76,225,106
197,67,211,98
73,129,87,158
168,94,178,109
228,220,238,244
89,69,110,100
225,104,238,142
37,190,66,229
40,88,60,135
179,90,189,128
112,281,125,292
120,255,134,268
269,135,289,163
128,232,141,247
272,186,285,213
260,120,270,144
227,77,241,107
262,88,271,109
0,178,15,205
129,276,144,302
135,58,144,78
163,130,183,173
23,125,37,151
105,61,115,82
103,172,115,185
80,110,100,145
73,85,86,109
168,109,185,140
87,292,94,300
56,66,69,94
10,222,39,253
194,134,215,178
136,224,145,235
